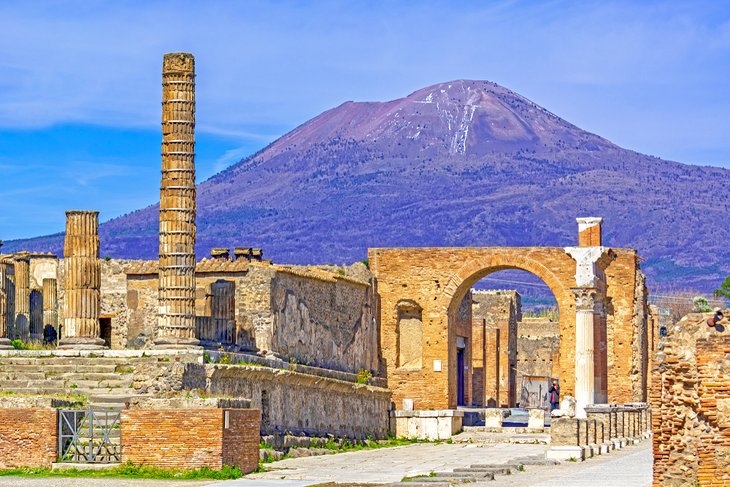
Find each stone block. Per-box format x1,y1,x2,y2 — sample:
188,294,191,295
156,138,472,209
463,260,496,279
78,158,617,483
550,416,580,446
545,445,584,461
483,408,506,428
527,408,545,429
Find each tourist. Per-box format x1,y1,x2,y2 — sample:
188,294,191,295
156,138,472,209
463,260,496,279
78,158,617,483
548,379,560,410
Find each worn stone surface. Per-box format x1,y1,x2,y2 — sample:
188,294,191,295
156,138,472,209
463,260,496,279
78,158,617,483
516,318,560,406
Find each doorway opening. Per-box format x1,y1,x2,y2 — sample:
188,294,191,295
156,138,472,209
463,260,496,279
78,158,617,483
99,316,112,348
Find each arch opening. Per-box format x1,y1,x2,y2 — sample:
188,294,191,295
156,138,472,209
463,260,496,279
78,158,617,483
443,259,572,410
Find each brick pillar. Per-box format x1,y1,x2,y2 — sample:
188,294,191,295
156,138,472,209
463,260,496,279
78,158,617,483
13,253,30,342
42,278,58,343
59,210,104,349
156,52,199,349
0,257,11,348
577,217,602,247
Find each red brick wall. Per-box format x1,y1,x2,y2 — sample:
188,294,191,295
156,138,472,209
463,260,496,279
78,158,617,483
651,316,730,486
578,226,601,246
122,408,259,473
222,409,260,474
0,408,57,468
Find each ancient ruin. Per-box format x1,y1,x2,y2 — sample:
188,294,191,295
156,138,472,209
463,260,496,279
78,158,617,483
0,52,662,476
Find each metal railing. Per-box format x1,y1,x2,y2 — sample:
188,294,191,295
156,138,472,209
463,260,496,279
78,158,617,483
58,409,121,463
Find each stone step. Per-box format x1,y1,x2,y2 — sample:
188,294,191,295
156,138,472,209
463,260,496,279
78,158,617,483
401,477,480,484
454,467,511,475
511,456,560,466
433,472,493,479
469,464,520,473
0,387,69,395
0,379,132,390
0,357,152,365
389,483,453,487
0,364,120,373
0,372,46,380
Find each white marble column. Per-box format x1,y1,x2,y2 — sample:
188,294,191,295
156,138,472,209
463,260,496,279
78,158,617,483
573,287,597,418
565,245,611,418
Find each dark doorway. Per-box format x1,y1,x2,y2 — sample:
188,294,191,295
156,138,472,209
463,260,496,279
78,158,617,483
99,317,112,348
457,347,465,406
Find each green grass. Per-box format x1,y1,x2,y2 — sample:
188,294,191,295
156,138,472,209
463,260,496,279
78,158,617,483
259,436,435,464
0,462,244,480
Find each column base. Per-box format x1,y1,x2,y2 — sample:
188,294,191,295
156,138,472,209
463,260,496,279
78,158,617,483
154,337,201,350
0,338,12,350
58,337,107,350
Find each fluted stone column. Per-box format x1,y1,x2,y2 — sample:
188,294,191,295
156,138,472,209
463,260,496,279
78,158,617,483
13,253,30,342
29,290,43,341
0,257,11,348
59,210,105,349
42,278,58,343
573,288,596,418
156,52,199,348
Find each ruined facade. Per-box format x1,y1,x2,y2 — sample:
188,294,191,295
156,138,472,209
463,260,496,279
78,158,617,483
651,312,730,485
516,317,560,408
471,290,520,407
370,219,652,412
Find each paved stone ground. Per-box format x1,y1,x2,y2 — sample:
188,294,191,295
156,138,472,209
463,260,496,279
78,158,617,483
219,440,651,487
0,479,211,487
0,441,652,487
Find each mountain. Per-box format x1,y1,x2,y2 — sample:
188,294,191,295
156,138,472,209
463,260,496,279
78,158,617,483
7,80,730,292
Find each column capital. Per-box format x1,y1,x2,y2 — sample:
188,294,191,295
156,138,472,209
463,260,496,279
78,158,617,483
564,246,612,288
572,287,599,311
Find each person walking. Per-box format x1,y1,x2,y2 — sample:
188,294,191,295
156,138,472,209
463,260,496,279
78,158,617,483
549,379,560,410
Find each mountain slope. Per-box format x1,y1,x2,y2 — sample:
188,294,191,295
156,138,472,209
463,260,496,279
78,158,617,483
8,80,730,292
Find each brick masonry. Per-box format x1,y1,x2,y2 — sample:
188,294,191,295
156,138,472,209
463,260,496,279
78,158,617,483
369,246,648,410
121,408,260,473
0,407,57,468
651,313,730,486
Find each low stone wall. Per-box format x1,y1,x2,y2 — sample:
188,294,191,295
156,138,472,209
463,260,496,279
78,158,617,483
205,364,391,439
121,408,259,473
651,313,730,486
390,410,463,440
0,408,58,468
547,403,651,461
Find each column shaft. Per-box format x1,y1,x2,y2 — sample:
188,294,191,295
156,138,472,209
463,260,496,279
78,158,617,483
13,254,30,342
59,210,105,349
156,52,199,348
573,288,597,418
42,278,58,343
0,258,11,348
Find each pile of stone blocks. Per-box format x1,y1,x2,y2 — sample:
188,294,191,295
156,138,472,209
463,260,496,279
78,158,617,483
546,403,651,461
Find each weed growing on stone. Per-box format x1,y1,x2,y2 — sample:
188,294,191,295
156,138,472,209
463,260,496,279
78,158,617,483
114,365,134,373
355,369,372,384
0,463,244,480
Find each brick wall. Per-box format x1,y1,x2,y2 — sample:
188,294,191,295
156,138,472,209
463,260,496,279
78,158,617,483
371,246,646,410
122,408,259,473
0,408,57,468
651,313,730,486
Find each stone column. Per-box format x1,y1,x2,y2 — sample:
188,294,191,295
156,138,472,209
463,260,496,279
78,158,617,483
573,287,596,418
13,252,31,342
0,257,11,348
29,290,43,341
156,52,199,349
59,210,105,349
42,278,58,343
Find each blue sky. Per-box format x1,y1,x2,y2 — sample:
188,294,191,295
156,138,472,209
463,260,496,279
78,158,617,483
2,0,730,239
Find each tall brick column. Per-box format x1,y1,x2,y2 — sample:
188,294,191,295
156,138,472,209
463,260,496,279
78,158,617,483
156,52,199,348
59,210,105,349
13,252,31,342
0,257,11,348
42,278,58,342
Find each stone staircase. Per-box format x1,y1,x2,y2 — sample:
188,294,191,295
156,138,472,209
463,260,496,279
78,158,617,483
389,456,559,486
0,356,138,405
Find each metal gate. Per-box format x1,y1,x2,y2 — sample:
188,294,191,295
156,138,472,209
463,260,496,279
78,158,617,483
58,409,121,463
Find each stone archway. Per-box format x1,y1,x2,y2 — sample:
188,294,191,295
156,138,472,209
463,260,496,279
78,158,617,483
439,254,574,411
369,241,648,412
